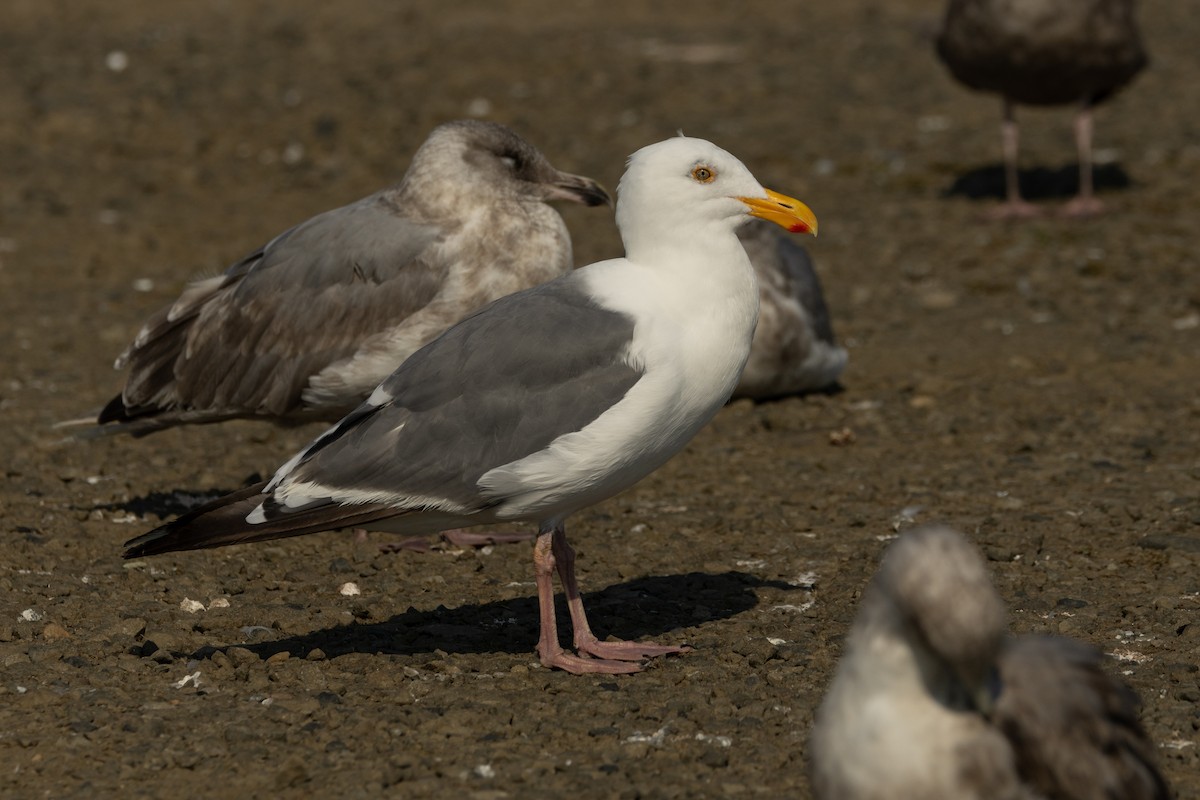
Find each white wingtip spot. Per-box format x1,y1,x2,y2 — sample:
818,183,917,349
282,490,316,509
266,450,306,492
367,385,392,407
245,505,267,525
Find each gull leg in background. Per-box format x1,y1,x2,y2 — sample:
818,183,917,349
988,98,1041,220
1062,102,1106,217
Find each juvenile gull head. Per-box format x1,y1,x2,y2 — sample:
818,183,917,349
84,120,609,436
809,525,1169,800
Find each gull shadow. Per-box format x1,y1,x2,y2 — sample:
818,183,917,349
197,571,804,662
944,162,1131,201
94,477,263,520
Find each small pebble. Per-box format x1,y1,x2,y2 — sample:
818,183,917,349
828,427,856,446
179,598,206,614
42,623,70,640
171,671,202,689
105,50,129,72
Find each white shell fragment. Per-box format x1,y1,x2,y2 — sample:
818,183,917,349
172,671,202,689
695,733,733,747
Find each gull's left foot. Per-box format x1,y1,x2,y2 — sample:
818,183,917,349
575,634,692,662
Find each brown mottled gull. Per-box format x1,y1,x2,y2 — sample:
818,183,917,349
123,136,818,675
733,219,846,400
936,0,1147,218
84,120,609,436
809,525,1169,800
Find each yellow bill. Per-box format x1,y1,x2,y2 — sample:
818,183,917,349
739,188,818,235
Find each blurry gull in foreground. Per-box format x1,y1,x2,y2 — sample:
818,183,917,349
809,525,1169,799
733,219,846,400
76,120,609,437
936,0,1147,218
123,135,818,675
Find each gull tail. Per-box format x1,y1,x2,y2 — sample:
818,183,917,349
53,396,178,440
123,482,399,558
52,414,102,431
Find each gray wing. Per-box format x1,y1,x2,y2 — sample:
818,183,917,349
101,192,443,429
733,220,846,400
256,274,642,521
772,233,837,345
740,220,837,340
993,634,1170,800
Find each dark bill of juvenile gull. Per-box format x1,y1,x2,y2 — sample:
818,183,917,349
808,524,1170,800
732,219,846,400
72,120,609,437
936,0,1147,218
123,135,818,675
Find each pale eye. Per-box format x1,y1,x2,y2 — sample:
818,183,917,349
691,165,716,183
500,156,518,170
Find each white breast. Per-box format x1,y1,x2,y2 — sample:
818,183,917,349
479,241,760,521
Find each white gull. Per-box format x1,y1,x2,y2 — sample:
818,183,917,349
123,135,817,675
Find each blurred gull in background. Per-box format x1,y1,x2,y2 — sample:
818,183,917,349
734,220,846,400
936,0,1147,218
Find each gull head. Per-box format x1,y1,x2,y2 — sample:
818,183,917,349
408,119,611,208
874,525,1008,712
616,136,817,251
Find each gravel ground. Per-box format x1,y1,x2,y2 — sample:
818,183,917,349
1,1,1197,797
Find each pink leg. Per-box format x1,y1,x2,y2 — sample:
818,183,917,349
1061,103,1106,218
986,98,1041,221
550,524,691,662
533,524,642,674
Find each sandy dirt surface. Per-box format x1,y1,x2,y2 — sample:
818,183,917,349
2,1,1198,797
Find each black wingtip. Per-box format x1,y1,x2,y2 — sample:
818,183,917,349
121,481,272,559
96,393,131,425
123,527,173,559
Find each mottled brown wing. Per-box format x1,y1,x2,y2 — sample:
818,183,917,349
101,193,443,431
993,634,1170,800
